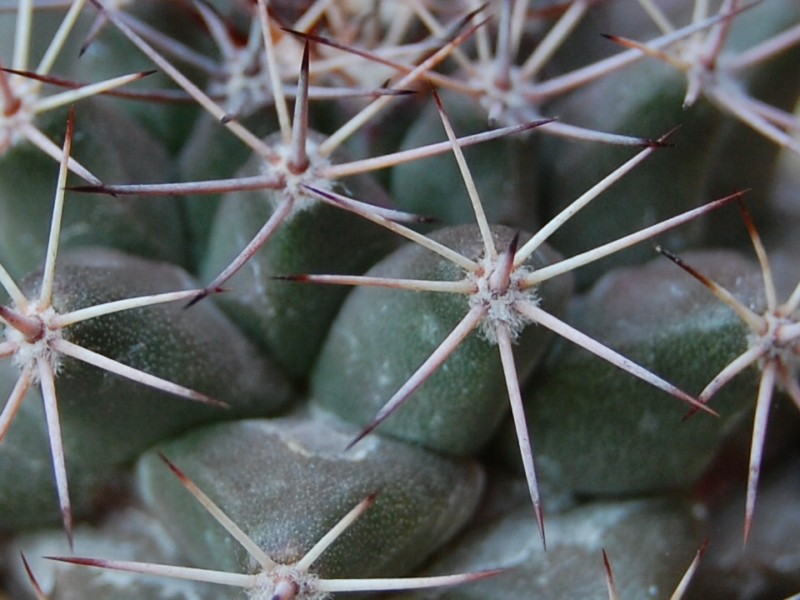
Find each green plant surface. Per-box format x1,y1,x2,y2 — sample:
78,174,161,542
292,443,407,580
312,224,572,457
0,1,798,598
396,496,705,599
494,249,761,495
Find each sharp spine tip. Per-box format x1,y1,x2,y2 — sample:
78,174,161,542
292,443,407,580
158,452,188,482
273,274,306,282
63,508,74,551
644,137,675,148
183,290,210,309
345,426,373,452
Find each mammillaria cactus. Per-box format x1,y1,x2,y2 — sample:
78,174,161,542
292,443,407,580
0,0,799,598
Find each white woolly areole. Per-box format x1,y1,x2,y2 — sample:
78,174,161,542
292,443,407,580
750,311,800,375
248,565,327,600
5,304,63,378
475,66,534,128
467,256,539,344
0,79,36,154
260,137,334,215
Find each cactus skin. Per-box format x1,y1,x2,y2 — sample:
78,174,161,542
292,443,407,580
538,63,723,289
200,133,398,379
22,248,295,433
390,91,540,231
494,250,762,495
397,496,705,600
0,248,294,529
312,224,572,456
0,98,189,279
136,413,485,579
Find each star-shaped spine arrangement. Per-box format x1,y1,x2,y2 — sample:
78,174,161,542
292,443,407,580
74,0,554,308
0,111,222,544
287,89,739,546
658,199,800,543
604,0,800,153
0,0,152,180
50,454,501,599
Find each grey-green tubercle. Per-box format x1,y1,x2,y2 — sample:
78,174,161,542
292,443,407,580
312,224,572,456
136,413,485,579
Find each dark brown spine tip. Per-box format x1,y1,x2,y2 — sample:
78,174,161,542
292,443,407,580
430,84,444,109
681,405,702,422
526,117,557,131
703,189,748,214
731,189,751,201
344,436,362,453
280,28,333,50
641,137,675,149
301,41,310,71
602,548,613,571
183,290,210,309
656,247,721,307
281,26,306,39
63,508,74,551
536,504,547,551
272,274,309,282
474,567,509,581
697,537,710,557
66,105,76,138
657,125,682,145
654,244,681,264
158,452,186,480
197,393,229,409
735,194,756,224
345,426,374,452
20,553,46,595
462,3,489,24
384,88,417,96
67,185,112,195
45,556,100,566
682,395,718,421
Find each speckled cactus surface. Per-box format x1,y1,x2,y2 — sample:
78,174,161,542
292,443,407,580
1,1,799,598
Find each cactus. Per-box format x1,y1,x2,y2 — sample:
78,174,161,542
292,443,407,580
1,0,799,598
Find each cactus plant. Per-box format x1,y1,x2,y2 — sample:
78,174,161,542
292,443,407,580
0,0,799,598
0,111,293,542
656,201,800,543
